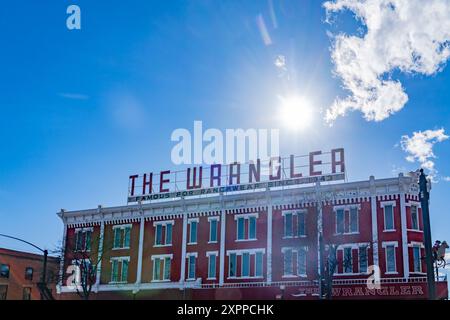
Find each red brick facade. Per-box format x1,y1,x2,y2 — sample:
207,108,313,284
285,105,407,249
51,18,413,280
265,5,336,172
0,248,59,300
56,174,448,299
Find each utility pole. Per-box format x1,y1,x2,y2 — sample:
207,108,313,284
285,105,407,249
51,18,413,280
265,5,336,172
418,169,436,300
315,182,324,299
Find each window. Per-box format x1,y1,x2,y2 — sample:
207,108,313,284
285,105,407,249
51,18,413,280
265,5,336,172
165,224,172,245
111,260,119,282
187,255,196,280
297,212,306,236
164,257,171,280
413,246,421,272
110,258,129,283
359,246,368,273
284,213,293,237
384,205,394,230
0,264,9,278
386,245,396,273
284,211,306,237
154,221,173,246
298,248,307,276
25,267,33,281
0,285,8,300
227,250,265,278
155,224,163,245
113,225,131,249
411,205,419,230
208,254,217,279
23,287,32,300
242,253,250,277
336,209,344,234
237,217,245,240
283,249,293,276
75,228,92,251
189,220,198,244
255,252,263,277
249,217,256,240
343,247,353,273
350,208,358,233
121,260,129,282
152,255,172,281
283,247,307,277
236,214,258,241
209,219,218,243
153,258,161,281
229,253,237,277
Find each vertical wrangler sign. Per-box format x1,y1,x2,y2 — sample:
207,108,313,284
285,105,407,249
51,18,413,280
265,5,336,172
127,148,345,203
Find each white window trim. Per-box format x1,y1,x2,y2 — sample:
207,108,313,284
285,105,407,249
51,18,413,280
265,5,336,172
409,244,423,273
154,224,165,247
233,213,259,220
208,218,219,243
334,207,345,235
281,247,308,277
153,220,175,226
357,245,369,274
151,254,172,282
241,252,251,277
347,207,359,234
151,254,174,260
226,248,266,255
409,204,421,231
207,253,217,280
382,203,396,232
112,224,132,230
74,227,94,232
228,252,237,278
226,249,265,279
186,253,197,280
74,228,93,252
206,251,219,257
109,257,130,284
235,214,258,242
382,242,398,274
188,219,198,245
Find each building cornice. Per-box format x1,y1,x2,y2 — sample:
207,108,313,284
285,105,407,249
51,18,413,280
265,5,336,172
59,175,418,228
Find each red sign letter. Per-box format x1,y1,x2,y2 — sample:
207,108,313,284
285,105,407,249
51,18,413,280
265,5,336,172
331,148,345,174
159,170,170,193
309,151,322,176
210,164,222,187
187,167,202,190
142,173,153,195
129,174,138,196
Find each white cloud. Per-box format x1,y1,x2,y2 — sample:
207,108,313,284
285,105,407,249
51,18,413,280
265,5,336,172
323,0,450,123
400,128,449,180
274,55,286,69
442,176,450,182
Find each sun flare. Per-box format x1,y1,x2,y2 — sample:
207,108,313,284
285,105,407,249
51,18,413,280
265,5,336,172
279,96,314,131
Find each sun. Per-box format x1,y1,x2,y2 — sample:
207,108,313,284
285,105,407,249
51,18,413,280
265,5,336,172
279,96,314,131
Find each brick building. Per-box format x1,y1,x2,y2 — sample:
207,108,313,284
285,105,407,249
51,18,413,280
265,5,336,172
56,170,448,300
0,248,60,300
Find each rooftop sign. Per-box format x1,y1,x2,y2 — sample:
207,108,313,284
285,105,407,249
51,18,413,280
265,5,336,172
127,148,345,203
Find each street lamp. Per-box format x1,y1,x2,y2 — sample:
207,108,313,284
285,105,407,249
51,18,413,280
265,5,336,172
0,233,52,300
418,169,436,300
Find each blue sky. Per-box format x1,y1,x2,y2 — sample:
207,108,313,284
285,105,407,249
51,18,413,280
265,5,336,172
0,0,449,255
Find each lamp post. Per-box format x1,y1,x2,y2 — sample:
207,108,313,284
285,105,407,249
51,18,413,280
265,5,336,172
0,233,51,300
418,169,436,300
